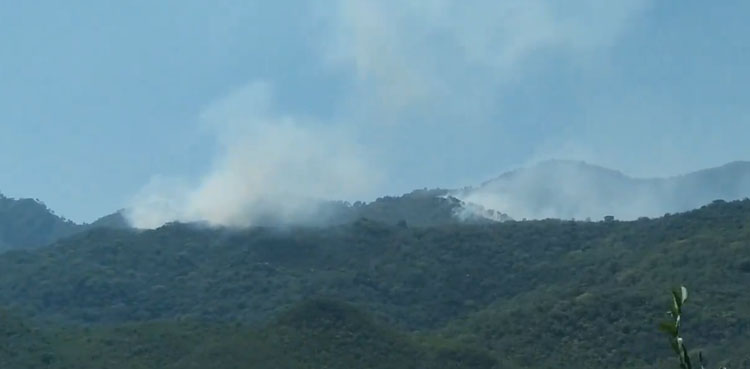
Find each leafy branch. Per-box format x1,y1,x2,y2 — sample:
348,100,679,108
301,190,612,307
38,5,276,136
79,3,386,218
658,286,725,369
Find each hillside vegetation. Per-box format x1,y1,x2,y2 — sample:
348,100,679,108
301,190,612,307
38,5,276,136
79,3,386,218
0,200,749,368
0,189,500,251
0,194,131,251
1,301,498,369
0,195,80,250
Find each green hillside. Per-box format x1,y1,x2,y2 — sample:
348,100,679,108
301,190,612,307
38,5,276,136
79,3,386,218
0,195,80,250
0,194,130,251
0,300,498,369
0,200,749,368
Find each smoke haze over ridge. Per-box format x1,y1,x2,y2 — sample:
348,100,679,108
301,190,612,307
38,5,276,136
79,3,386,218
127,83,380,228
455,160,750,221
2,1,750,223
126,0,663,228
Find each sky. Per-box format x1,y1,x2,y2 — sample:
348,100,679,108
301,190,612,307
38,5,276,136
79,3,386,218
1,0,749,224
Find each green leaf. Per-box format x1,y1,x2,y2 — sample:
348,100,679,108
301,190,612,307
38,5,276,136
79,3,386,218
680,286,688,304
672,290,683,311
670,299,680,318
659,321,678,336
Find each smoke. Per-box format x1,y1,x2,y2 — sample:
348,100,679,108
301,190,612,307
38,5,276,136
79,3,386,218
127,82,380,228
315,0,657,193
454,160,750,221
324,0,652,117
455,161,652,220
127,1,654,228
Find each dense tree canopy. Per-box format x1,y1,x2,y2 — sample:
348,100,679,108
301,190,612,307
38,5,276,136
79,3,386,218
0,199,749,368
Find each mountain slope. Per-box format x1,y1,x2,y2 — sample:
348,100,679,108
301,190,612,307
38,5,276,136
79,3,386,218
0,308,57,369
457,160,750,220
0,200,749,368
0,188,503,251
322,189,509,226
88,210,131,230
0,194,132,251
0,194,81,250
0,300,499,369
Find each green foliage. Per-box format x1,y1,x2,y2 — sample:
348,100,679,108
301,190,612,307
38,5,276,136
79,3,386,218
659,286,695,368
1,199,750,368
0,194,129,251
0,195,80,250
0,308,58,369
318,188,508,227
659,286,727,369
0,300,499,369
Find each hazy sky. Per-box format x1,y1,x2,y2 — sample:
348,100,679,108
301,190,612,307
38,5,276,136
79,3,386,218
1,1,749,223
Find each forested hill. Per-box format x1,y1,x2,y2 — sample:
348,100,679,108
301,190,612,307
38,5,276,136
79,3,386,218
0,194,80,250
0,189,502,251
0,199,749,368
0,300,500,369
319,188,510,226
0,194,129,251
4,160,750,250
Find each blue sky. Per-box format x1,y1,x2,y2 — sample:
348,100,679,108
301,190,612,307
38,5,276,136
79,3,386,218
1,1,749,224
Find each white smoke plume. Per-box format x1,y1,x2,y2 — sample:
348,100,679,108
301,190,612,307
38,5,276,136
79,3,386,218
127,82,380,228
127,1,654,228
324,0,652,115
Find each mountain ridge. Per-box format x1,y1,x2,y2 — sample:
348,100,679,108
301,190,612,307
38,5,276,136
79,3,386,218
457,159,750,221
4,159,750,249
0,199,749,368
0,193,130,251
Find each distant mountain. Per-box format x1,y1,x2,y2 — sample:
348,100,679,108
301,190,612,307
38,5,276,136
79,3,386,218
0,194,82,250
456,160,750,220
0,194,131,251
